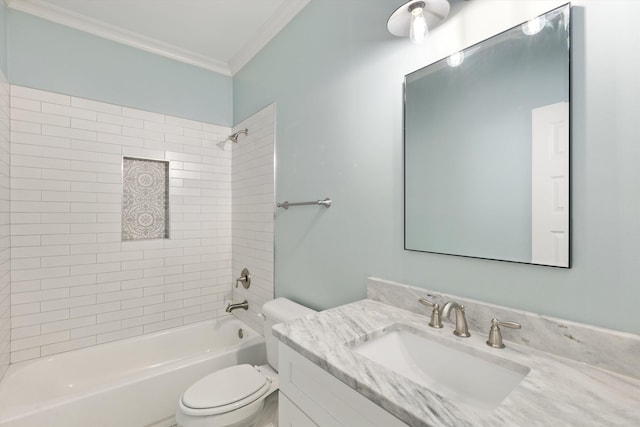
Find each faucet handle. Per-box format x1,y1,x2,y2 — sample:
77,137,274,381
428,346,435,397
486,318,521,348
235,268,251,289
418,298,443,329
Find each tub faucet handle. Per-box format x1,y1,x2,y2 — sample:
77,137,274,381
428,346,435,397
236,268,251,289
418,298,443,328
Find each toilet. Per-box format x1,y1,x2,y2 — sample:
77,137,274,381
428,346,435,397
175,298,315,427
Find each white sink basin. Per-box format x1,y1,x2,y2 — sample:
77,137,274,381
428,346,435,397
350,325,530,412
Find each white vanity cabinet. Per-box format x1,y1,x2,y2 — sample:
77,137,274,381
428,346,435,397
278,343,408,427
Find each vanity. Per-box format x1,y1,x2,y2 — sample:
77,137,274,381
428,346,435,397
274,278,640,426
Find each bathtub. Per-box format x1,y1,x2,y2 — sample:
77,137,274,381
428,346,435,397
0,316,266,427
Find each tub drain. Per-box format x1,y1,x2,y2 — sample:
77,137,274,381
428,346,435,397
238,328,244,339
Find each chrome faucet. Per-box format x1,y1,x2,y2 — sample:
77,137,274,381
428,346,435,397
225,300,249,313
441,301,470,337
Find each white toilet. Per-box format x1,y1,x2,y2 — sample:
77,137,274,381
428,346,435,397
175,298,315,427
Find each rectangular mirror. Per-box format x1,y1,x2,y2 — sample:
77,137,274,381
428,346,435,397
404,4,570,267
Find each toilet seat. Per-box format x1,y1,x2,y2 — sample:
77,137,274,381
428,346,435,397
180,364,272,416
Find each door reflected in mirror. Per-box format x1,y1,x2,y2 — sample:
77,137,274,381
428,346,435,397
404,4,570,267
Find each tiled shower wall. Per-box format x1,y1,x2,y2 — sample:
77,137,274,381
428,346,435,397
231,105,275,334
9,86,233,363
0,71,10,380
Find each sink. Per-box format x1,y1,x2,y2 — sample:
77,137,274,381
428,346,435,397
349,325,530,412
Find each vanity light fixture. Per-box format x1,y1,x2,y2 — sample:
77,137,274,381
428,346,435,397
387,0,450,44
522,15,546,35
409,2,428,43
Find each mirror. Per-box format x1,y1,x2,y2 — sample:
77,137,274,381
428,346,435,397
404,4,570,267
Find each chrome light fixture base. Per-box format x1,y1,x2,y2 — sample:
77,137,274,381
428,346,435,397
387,0,451,39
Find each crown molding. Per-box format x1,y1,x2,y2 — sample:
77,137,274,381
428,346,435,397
228,0,310,75
7,0,233,76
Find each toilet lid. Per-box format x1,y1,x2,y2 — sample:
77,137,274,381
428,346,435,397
182,364,268,410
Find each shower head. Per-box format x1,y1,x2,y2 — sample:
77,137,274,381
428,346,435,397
228,128,248,143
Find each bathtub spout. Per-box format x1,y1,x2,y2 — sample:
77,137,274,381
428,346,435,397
226,300,249,313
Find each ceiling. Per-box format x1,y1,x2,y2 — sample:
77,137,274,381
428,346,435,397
6,0,311,76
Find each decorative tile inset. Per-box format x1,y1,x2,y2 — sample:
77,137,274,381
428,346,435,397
122,157,169,240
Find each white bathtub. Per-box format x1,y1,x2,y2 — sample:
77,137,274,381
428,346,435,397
0,317,266,427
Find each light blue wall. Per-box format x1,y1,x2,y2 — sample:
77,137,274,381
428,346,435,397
234,0,640,335
0,2,7,75
7,10,232,125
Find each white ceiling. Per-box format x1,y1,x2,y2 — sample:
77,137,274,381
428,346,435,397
7,0,311,76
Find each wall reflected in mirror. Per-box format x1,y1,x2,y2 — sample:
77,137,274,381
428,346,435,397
404,4,570,267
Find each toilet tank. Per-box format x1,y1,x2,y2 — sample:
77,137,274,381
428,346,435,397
261,297,316,371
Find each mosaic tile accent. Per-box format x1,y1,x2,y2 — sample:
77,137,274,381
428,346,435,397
122,157,169,240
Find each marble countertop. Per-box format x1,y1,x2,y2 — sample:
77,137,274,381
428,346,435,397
273,299,640,427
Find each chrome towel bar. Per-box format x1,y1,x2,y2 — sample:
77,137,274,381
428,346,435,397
277,197,332,210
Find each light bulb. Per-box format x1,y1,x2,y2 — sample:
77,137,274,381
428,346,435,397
409,2,428,44
522,16,546,36
447,51,465,67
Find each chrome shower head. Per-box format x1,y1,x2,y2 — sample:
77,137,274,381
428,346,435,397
228,128,248,143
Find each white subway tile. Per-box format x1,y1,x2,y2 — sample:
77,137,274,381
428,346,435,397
40,295,96,312
43,233,96,246
97,307,143,323
11,246,69,258
70,262,120,276
11,287,69,305
96,288,143,304
43,124,96,141
97,326,141,344
11,303,40,317
71,118,120,135
41,147,98,162
122,126,163,142
70,281,120,297
11,280,41,293
42,103,97,120
71,139,121,155
42,169,96,182
11,324,41,340
143,300,182,315
70,320,121,339
120,294,163,310
11,97,41,112
10,120,41,134
41,336,96,356
121,276,163,290
164,305,201,320
10,347,40,363
12,309,69,328
12,223,70,236
70,301,120,318
12,86,70,105
97,269,143,283
11,109,70,127
71,97,121,115
122,107,164,123
121,313,163,329
41,315,96,334
11,266,69,282
143,318,182,334
8,89,236,361
41,254,96,268
11,330,69,351
97,132,143,147
97,113,143,128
